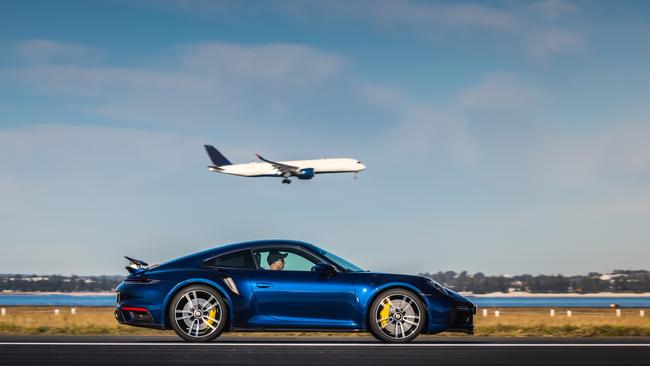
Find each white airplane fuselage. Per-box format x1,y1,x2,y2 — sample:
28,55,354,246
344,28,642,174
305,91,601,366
209,158,366,177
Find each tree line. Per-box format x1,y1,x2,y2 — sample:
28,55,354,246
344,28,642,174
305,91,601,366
420,270,650,294
0,274,123,292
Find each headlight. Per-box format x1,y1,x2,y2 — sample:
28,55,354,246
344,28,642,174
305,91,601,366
426,278,448,295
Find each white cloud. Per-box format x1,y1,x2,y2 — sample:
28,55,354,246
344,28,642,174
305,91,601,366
179,42,346,88
4,41,347,127
458,74,541,113
360,83,480,166
158,0,521,32
526,28,584,65
12,40,104,63
9,41,345,97
145,1,588,66
532,123,650,190
287,1,587,65
531,0,580,20
8,65,192,97
362,1,521,32
358,83,408,106
360,74,545,165
279,0,522,32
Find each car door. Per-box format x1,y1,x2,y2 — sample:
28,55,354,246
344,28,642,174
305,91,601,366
248,246,358,329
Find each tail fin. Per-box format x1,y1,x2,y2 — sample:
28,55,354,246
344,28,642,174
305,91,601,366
204,145,232,167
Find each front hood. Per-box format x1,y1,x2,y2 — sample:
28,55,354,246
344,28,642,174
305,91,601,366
445,288,475,307
353,271,434,292
360,271,427,283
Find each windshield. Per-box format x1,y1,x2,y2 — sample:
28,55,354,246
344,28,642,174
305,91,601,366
321,250,365,272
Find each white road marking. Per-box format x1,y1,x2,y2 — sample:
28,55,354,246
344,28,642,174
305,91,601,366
0,342,649,347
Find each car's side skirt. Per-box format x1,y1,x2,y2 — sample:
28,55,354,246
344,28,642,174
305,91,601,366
228,327,365,333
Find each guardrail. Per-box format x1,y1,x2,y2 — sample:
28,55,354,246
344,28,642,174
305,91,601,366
480,308,646,317
1,307,79,315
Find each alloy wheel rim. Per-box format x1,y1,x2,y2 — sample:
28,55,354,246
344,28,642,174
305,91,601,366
375,294,421,339
173,290,222,338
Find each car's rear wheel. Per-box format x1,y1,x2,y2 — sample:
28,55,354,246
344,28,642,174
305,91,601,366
168,285,227,342
369,288,425,343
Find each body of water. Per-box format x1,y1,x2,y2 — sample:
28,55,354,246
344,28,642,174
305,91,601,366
0,294,116,307
1,294,650,307
466,296,650,308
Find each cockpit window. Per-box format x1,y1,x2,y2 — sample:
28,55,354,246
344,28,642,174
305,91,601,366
253,247,320,271
320,250,365,272
205,250,255,269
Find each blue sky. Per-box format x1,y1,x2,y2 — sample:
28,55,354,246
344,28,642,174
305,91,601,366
1,0,649,275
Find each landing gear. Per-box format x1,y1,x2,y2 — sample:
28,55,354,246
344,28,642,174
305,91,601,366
282,178,291,184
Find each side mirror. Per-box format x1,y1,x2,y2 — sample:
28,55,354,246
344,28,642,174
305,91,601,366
312,262,337,276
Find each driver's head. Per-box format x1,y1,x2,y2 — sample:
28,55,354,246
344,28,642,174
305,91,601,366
267,251,287,270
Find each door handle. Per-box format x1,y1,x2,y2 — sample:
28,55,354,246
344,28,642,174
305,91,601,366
256,282,272,288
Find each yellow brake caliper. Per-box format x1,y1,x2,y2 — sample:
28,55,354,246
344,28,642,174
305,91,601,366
206,307,218,326
379,300,391,328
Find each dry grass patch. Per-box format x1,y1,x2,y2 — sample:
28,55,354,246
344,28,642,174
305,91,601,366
0,307,165,335
0,307,648,337
472,308,650,337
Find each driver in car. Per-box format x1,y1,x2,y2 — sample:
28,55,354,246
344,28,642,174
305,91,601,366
268,251,288,270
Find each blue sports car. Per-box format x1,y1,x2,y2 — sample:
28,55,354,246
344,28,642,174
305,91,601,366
115,240,475,343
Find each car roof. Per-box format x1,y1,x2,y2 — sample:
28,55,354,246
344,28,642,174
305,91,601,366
157,239,320,268
213,239,316,253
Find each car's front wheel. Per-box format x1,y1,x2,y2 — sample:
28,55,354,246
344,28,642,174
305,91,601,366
369,288,425,343
168,285,227,342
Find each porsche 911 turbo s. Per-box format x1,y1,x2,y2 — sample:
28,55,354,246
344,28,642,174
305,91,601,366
115,240,475,343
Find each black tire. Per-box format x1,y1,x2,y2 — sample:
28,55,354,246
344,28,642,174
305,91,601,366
368,288,425,343
168,285,227,342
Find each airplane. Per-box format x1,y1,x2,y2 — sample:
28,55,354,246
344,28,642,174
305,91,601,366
204,145,366,184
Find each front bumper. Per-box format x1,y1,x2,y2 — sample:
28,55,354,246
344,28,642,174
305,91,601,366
445,305,475,334
423,293,475,334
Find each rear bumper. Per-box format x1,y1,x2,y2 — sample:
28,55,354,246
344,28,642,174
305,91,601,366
115,282,169,330
114,306,165,330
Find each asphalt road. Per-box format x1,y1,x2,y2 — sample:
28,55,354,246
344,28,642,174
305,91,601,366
1,336,649,366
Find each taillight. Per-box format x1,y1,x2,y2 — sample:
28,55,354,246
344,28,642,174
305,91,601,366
124,278,159,284
121,306,149,312
121,306,153,322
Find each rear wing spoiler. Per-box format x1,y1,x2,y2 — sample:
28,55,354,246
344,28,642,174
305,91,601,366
125,256,149,274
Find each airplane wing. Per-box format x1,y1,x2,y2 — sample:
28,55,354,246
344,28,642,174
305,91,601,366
255,153,299,176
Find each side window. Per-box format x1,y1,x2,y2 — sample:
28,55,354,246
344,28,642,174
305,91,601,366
253,248,319,272
205,250,255,269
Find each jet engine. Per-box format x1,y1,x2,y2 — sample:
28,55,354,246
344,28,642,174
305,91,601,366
297,168,315,180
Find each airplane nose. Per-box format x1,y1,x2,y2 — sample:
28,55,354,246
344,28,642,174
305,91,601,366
359,163,367,171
